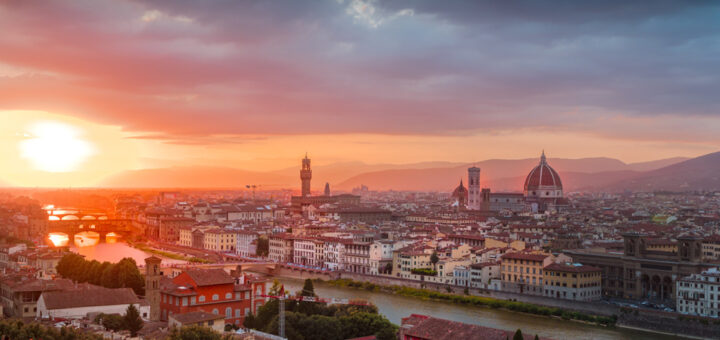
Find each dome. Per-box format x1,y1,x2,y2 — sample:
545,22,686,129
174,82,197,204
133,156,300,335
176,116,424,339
524,151,563,199
452,179,468,199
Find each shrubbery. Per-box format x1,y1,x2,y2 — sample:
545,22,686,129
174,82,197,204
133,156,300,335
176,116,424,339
410,268,437,276
0,319,102,340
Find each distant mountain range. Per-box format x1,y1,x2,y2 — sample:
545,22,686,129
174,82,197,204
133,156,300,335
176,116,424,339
92,153,720,193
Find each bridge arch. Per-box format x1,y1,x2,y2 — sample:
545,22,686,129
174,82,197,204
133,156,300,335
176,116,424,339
61,215,79,221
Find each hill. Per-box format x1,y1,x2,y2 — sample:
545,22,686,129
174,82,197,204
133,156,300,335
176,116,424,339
601,151,720,192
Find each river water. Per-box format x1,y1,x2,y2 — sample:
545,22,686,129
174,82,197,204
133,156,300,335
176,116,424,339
279,278,682,340
49,231,186,265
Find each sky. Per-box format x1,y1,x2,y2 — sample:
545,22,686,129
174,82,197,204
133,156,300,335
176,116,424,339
1,1,720,187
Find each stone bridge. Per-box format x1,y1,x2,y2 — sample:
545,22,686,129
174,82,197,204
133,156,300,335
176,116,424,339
47,219,134,240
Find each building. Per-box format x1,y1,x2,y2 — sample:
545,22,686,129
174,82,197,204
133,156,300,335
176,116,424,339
399,314,541,340
203,228,238,252
0,276,74,318
145,256,162,321
160,269,266,327
469,262,501,289
676,268,720,318
289,155,361,214
344,242,371,274
466,151,567,213
37,286,149,320
565,233,715,302
323,238,346,271
236,231,259,257
501,252,554,295
369,240,394,275
450,179,468,209
293,238,324,267
159,217,195,244
467,167,481,210
169,311,226,333
268,233,294,263
543,263,602,301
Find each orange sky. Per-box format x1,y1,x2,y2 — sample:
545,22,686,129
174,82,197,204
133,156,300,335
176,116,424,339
0,110,715,187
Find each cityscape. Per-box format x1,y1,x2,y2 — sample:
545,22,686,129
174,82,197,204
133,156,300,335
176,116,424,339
2,1,720,340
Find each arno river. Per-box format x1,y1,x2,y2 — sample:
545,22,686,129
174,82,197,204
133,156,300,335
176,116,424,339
279,278,684,340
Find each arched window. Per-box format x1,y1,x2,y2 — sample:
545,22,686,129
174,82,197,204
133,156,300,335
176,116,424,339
199,295,206,302
212,308,219,315
235,309,241,318
212,294,219,301
225,293,232,299
225,307,232,318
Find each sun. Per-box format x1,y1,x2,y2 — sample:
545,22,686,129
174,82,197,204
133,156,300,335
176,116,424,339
19,121,95,172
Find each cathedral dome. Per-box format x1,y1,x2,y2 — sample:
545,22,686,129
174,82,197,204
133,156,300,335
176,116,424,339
524,151,563,199
452,179,468,199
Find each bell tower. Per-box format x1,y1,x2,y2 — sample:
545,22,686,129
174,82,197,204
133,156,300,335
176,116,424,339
144,256,162,321
467,167,481,210
301,153,312,197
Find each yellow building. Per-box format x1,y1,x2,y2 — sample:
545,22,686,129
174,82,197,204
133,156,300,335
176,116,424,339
500,252,554,295
543,262,602,301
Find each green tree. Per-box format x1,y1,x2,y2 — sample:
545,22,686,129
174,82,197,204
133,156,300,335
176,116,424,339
242,313,256,329
513,329,523,340
300,279,315,297
168,325,223,340
269,279,282,296
124,304,144,337
95,313,125,332
430,251,439,270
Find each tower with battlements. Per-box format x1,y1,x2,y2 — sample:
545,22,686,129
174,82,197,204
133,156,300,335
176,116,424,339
301,153,312,197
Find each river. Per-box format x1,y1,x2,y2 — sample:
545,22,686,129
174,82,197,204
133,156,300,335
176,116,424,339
279,278,683,340
49,231,186,265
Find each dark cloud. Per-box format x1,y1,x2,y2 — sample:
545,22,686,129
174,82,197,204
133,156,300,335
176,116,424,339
0,0,718,142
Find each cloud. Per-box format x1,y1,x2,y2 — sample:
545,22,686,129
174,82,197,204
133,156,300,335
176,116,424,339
0,0,718,146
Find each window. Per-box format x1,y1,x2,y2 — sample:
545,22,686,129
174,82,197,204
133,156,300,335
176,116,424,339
212,308,219,315
226,307,232,318
212,294,219,301
236,293,241,299
182,297,188,306
199,295,206,302
235,309,241,317
225,293,232,299
191,296,196,305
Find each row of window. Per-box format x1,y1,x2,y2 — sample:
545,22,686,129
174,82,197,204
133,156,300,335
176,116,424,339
162,291,250,306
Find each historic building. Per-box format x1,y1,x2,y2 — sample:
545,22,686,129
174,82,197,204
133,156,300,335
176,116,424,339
565,233,715,303
676,267,720,317
159,268,266,327
290,154,361,214
451,179,468,210
543,262,602,301
461,151,567,213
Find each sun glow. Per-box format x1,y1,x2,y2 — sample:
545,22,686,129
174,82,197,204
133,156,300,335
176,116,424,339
48,232,69,247
19,121,95,172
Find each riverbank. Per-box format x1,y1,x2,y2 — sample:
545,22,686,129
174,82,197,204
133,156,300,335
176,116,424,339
129,242,210,263
325,278,617,326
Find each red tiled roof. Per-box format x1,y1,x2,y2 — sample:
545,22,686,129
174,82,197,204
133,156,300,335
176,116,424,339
501,252,549,262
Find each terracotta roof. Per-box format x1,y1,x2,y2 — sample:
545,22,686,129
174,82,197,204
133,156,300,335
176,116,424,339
170,311,224,324
544,262,601,273
184,269,235,286
501,252,549,262
41,287,140,310
401,314,544,340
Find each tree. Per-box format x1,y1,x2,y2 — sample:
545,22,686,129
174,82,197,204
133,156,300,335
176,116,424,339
269,279,282,295
168,325,224,340
300,279,315,297
124,304,144,337
383,262,393,274
95,313,125,332
430,251,439,270
243,313,256,329
513,329,523,340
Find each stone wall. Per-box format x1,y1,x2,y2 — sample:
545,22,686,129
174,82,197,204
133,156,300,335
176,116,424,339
618,310,720,339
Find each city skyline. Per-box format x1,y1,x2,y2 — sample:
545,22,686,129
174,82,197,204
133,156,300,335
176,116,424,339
2,1,720,186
